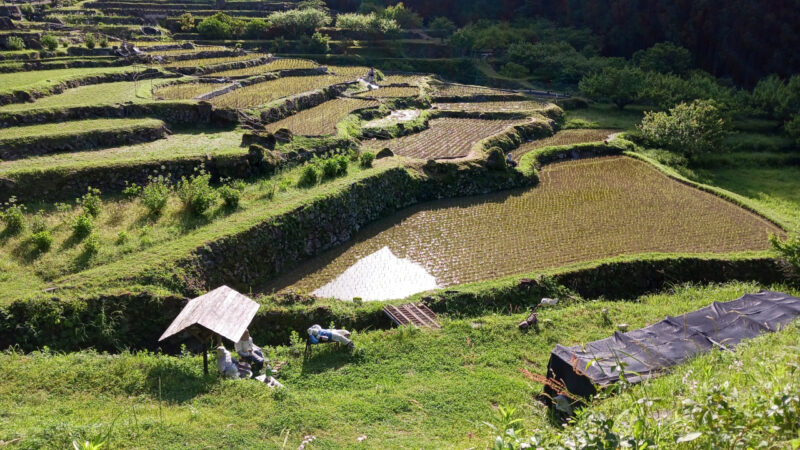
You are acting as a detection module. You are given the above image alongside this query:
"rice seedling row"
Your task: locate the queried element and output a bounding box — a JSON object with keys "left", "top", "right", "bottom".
{"left": 208, "top": 58, "right": 319, "bottom": 77}
{"left": 326, "top": 65, "right": 371, "bottom": 79}
{"left": 265, "top": 98, "right": 378, "bottom": 136}
{"left": 510, "top": 129, "right": 617, "bottom": 160}
{"left": 269, "top": 156, "right": 780, "bottom": 296}
{"left": 209, "top": 74, "right": 354, "bottom": 109}
{"left": 431, "top": 83, "right": 515, "bottom": 97}
{"left": 357, "top": 86, "right": 420, "bottom": 98}
{"left": 152, "top": 81, "right": 228, "bottom": 100}
{"left": 434, "top": 100, "right": 547, "bottom": 113}
{"left": 362, "top": 118, "right": 524, "bottom": 159}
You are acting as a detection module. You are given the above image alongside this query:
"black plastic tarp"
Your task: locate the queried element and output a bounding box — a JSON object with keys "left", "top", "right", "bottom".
{"left": 545, "top": 290, "right": 800, "bottom": 399}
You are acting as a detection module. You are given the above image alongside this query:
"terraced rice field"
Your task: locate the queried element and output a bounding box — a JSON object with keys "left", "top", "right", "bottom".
{"left": 165, "top": 54, "right": 264, "bottom": 68}
{"left": 358, "top": 86, "right": 420, "bottom": 98}
{"left": 0, "top": 80, "right": 171, "bottom": 111}
{"left": 327, "top": 65, "right": 371, "bottom": 78}
{"left": 435, "top": 100, "right": 546, "bottom": 112}
{"left": 432, "top": 83, "right": 516, "bottom": 98}
{"left": 209, "top": 74, "right": 354, "bottom": 108}
{"left": 362, "top": 118, "right": 525, "bottom": 159}
{"left": 208, "top": 58, "right": 319, "bottom": 77}
{"left": 267, "top": 156, "right": 780, "bottom": 299}
{"left": 152, "top": 81, "right": 227, "bottom": 100}
{"left": 146, "top": 46, "right": 227, "bottom": 56}
{"left": 379, "top": 74, "right": 424, "bottom": 85}
{"left": 510, "top": 129, "right": 617, "bottom": 160}
{"left": 265, "top": 98, "right": 377, "bottom": 136}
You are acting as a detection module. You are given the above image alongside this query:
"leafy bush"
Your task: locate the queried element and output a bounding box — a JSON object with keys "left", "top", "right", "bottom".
{"left": 499, "top": 62, "right": 529, "bottom": 79}
{"left": 78, "top": 187, "right": 102, "bottom": 217}
{"left": 141, "top": 176, "right": 170, "bottom": 215}
{"left": 579, "top": 66, "right": 645, "bottom": 109}
{"left": 1, "top": 199, "right": 25, "bottom": 236}
{"left": 317, "top": 155, "right": 348, "bottom": 179}
{"left": 786, "top": 114, "right": 800, "bottom": 146}
{"left": 267, "top": 8, "right": 331, "bottom": 38}
{"left": 197, "top": 13, "right": 244, "bottom": 39}
{"left": 218, "top": 185, "right": 242, "bottom": 209}
{"left": 122, "top": 182, "right": 142, "bottom": 199}
{"left": 632, "top": 41, "right": 692, "bottom": 75}
{"left": 84, "top": 34, "right": 95, "bottom": 49}
{"left": 83, "top": 234, "right": 100, "bottom": 255}
{"left": 179, "top": 12, "right": 195, "bottom": 32}
{"left": 429, "top": 17, "right": 456, "bottom": 37}
{"left": 176, "top": 171, "right": 218, "bottom": 215}
{"left": 31, "top": 230, "right": 53, "bottom": 253}
{"left": 359, "top": 151, "right": 375, "bottom": 168}
{"left": 769, "top": 234, "right": 800, "bottom": 272}
{"left": 335, "top": 13, "right": 399, "bottom": 35}
{"left": 245, "top": 18, "right": 269, "bottom": 39}
{"left": 298, "top": 31, "right": 329, "bottom": 53}
{"left": 99, "top": 36, "right": 108, "bottom": 48}
{"left": 382, "top": 2, "right": 422, "bottom": 29}
{"left": 638, "top": 99, "right": 728, "bottom": 157}
{"left": 41, "top": 34, "right": 58, "bottom": 51}
{"left": 297, "top": 163, "right": 321, "bottom": 187}
{"left": 72, "top": 214, "right": 94, "bottom": 239}
{"left": 5, "top": 36, "right": 25, "bottom": 51}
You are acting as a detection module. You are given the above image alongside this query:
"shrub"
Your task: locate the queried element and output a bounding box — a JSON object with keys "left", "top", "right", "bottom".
{"left": 245, "top": 18, "right": 269, "bottom": 38}
{"left": 382, "top": 2, "right": 422, "bottom": 29}
{"left": 297, "top": 163, "right": 321, "bottom": 187}
{"left": 266, "top": 8, "right": 331, "bottom": 38}
{"left": 116, "top": 230, "right": 129, "bottom": 245}
{"left": 297, "top": 31, "right": 329, "bottom": 54}
{"left": 179, "top": 12, "right": 195, "bottom": 32}
{"left": 197, "top": 15, "right": 233, "bottom": 39}
{"left": 122, "top": 182, "right": 142, "bottom": 199}
{"left": 176, "top": 171, "right": 218, "bottom": 215}
{"left": 2, "top": 200, "right": 25, "bottom": 236}
{"left": 41, "top": 34, "right": 58, "bottom": 51}
{"left": 579, "top": 66, "right": 645, "bottom": 110}
{"left": 5, "top": 36, "right": 25, "bottom": 51}
{"left": 218, "top": 185, "right": 241, "bottom": 209}
{"left": 359, "top": 151, "right": 375, "bottom": 168}
{"left": 84, "top": 34, "right": 95, "bottom": 49}
{"left": 499, "top": 62, "right": 530, "bottom": 79}
{"left": 99, "top": 36, "right": 108, "bottom": 48}
{"left": 318, "top": 157, "right": 340, "bottom": 179}
{"left": 638, "top": 99, "right": 728, "bottom": 157}
{"left": 141, "top": 176, "right": 170, "bottom": 215}
{"left": 770, "top": 234, "right": 800, "bottom": 272}
{"left": 72, "top": 213, "right": 94, "bottom": 239}
{"left": 335, "top": 13, "right": 399, "bottom": 34}
{"left": 30, "top": 212, "right": 47, "bottom": 234}
{"left": 78, "top": 187, "right": 102, "bottom": 217}
{"left": 83, "top": 234, "right": 100, "bottom": 255}
{"left": 31, "top": 230, "right": 53, "bottom": 253}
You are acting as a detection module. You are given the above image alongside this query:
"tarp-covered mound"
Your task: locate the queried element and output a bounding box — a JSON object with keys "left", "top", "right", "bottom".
{"left": 545, "top": 290, "right": 800, "bottom": 399}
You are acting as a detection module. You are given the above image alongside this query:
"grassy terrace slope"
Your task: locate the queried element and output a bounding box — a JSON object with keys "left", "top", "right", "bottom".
{"left": 0, "top": 66, "right": 135, "bottom": 95}
{"left": 1, "top": 282, "right": 797, "bottom": 448}
{"left": 270, "top": 156, "right": 780, "bottom": 294}
{"left": 0, "top": 80, "right": 176, "bottom": 111}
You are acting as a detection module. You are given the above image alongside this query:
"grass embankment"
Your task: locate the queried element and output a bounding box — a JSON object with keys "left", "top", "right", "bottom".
{"left": 0, "top": 157, "right": 404, "bottom": 304}
{"left": 0, "top": 66, "right": 138, "bottom": 96}
{"left": 0, "top": 118, "right": 165, "bottom": 142}
{"left": 0, "top": 79, "right": 178, "bottom": 111}
{"left": 0, "top": 282, "right": 797, "bottom": 448}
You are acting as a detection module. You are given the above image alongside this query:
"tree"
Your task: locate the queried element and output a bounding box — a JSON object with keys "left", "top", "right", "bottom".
{"left": 40, "top": 34, "right": 58, "bottom": 51}
{"left": 638, "top": 99, "right": 728, "bottom": 157}
{"left": 245, "top": 19, "right": 269, "bottom": 39}
{"left": 298, "top": 31, "right": 329, "bottom": 54}
{"left": 267, "top": 8, "right": 331, "bottom": 38}
{"left": 197, "top": 16, "right": 232, "bottom": 39}
{"left": 179, "top": 12, "right": 195, "bottom": 32}
{"left": 785, "top": 114, "right": 800, "bottom": 146}
{"left": 632, "top": 42, "right": 692, "bottom": 75}
{"left": 5, "top": 36, "right": 25, "bottom": 51}
{"left": 382, "top": 2, "right": 422, "bottom": 29}
{"left": 579, "top": 66, "right": 645, "bottom": 109}
{"left": 429, "top": 16, "right": 456, "bottom": 38}
{"left": 499, "top": 62, "right": 529, "bottom": 78}
{"left": 752, "top": 75, "right": 800, "bottom": 121}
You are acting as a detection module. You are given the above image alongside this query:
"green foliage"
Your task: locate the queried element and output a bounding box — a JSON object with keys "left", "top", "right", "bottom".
{"left": 141, "top": 176, "right": 170, "bottom": 216}
{"left": 31, "top": 230, "right": 54, "bottom": 253}
{"left": 752, "top": 75, "right": 800, "bottom": 121}
{"left": 78, "top": 187, "right": 102, "bottom": 218}
{"left": 197, "top": 13, "right": 244, "bottom": 39}
{"left": 41, "top": 34, "right": 59, "bottom": 52}
{"left": 632, "top": 41, "right": 692, "bottom": 75}
{"left": 429, "top": 17, "right": 456, "bottom": 36}
{"left": 579, "top": 66, "right": 645, "bottom": 109}
{"left": 176, "top": 171, "right": 217, "bottom": 216}
{"left": 83, "top": 233, "right": 100, "bottom": 256}
{"left": 72, "top": 214, "right": 94, "bottom": 240}
{"left": 5, "top": 36, "right": 25, "bottom": 51}
{"left": 382, "top": 2, "right": 422, "bottom": 29}
{"left": 297, "top": 163, "right": 321, "bottom": 187}
{"left": 179, "top": 12, "right": 195, "bottom": 32}
{"left": 267, "top": 8, "right": 331, "bottom": 38}
{"left": 638, "top": 70, "right": 739, "bottom": 111}
{"left": 498, "top": 62, "right": 529, "bottom": 79}
{"left": 218, "top": 180, "right": 244, "bottom": 209}
{"left": 1, "top": 200, "right": 26, "bottom": 236}
{"left": 769, "top": 234, "right": 800, "bottom": 271}
{"left": 84, "top": 34, "right": 95, "bottom": 49}
{"left": 122, "top": 182, "right": 141, "bottom": 199}
{"left": 335, "top": 13, "right": 400, "bottom": 34}
{"left": 359, "top": 151, "right": 375, "bottom": 168}
{"left": 297, "top": 31, "right": 330, "bottom": 54}
{"left": 99, "top": 36, "right": 108, "bottom": 48}
{"left": 245, "top": 18, "right": 269, "bottom": 39}
{"left": 638, "top": 99, "right": 728, "bottom": 157}
{"left": 786, "top": 114, "right": 800, "bottom": 145}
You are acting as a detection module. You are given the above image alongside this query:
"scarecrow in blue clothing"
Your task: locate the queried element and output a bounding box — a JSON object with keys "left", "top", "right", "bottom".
{"left": 307, "top": 324, "right": 355, "bottom": 351}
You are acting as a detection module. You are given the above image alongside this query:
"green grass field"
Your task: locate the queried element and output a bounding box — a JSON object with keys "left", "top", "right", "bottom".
{"left": 0, "top": 118, "right": 164, "bottom": 141}
{"left": 0, "top": 79, "right": 178, "bottom": 111}
{"left": 0, "top": 66, "right": 137, "bottom": 95}
{"left": 0, "top": 282, "right": 796, "bottom": 449}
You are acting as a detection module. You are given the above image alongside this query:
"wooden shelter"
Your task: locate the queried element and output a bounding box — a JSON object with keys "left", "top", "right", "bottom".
{"left": 159, "top": 285, "right": 260, "bottom": 374}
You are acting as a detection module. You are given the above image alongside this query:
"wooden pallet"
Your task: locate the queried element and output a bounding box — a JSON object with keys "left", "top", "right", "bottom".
{"left": 384, "top": 303, "right": 441, "bottom": 328}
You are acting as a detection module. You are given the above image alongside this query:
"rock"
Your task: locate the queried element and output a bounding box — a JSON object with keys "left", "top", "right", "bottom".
{"left": 140, "top": 26, "right": 161, "bottom": 36}
{"left": 241, "top": 132, "right": 276, "bottom": 149}
{"left": 273, "top": 128, "right": 293, "bottom": 143}
{"left": 375, "top": 148, "right": 394, "bottom": 159}
{"left": 181, "top": 42, "right": 195, "bottom": 49}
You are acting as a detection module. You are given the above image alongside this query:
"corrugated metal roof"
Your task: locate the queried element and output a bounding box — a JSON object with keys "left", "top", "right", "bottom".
{"left": 158, "top": 285, "right": 260, "bottom": 343}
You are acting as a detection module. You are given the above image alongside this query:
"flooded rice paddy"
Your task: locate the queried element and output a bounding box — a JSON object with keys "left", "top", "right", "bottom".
{"left": 263, "top": 156, "right": 780, "bottom": 300}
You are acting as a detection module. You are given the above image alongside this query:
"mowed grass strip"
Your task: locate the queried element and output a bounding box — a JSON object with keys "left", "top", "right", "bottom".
{"left": 362, "top": 117, "right": 525, "bottom": 159}
{"left": 265, "top": 98, "right": 378, "bottom": 136}
{"left": 0, "top": 282, "right": 796, "bottom": 448}
{"left": 0, "top": 129, "right": 244, "bottom": 174}
{"left": 510, "top": 128, "right": 616, "bottom": 160}
{"left": 209, "top": 58, "right": 319, "bottom": 77}
{"left": 209, "top": 74, "right": 355, "bottom": 109}
{"left": 0, "top": 66, "right": 137, "bottom": 95}
{"left": 0, "top": 118, "right": 165, "bottom": 142}
{"left": 278, "top": 156, "right": 780, "bottom": 293}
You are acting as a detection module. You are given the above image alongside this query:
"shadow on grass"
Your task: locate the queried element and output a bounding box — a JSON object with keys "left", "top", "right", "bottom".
{"left": 144, "top": 363, "right": 218, "bottom": 404}
{"left": 300, "top": 344, "right": 362, "bottom": 375}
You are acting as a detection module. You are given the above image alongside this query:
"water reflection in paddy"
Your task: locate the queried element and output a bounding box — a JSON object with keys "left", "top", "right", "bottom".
{"left": 261, "top": 156, "right": 780, "bottom": 301}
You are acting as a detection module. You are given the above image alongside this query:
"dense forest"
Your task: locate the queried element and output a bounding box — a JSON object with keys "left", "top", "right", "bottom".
{"left": 328, "top": 0, "right": 800, "bottom": 86}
